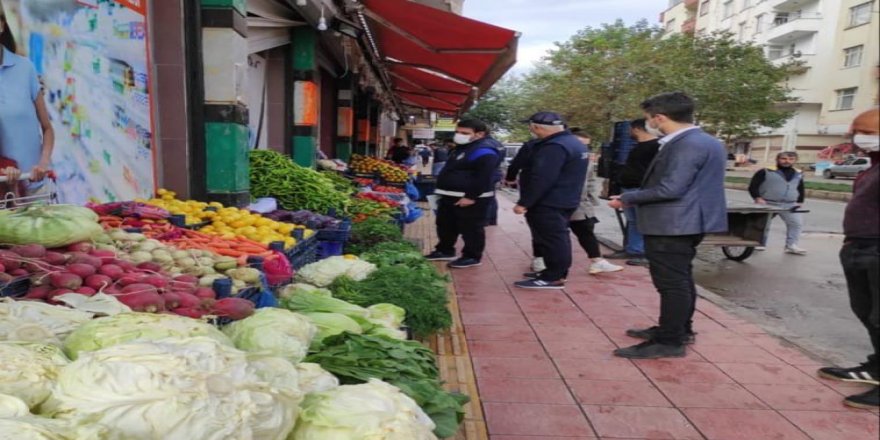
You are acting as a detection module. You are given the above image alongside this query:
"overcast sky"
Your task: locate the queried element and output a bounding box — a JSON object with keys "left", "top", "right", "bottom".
{"left": 463, "top": 0, "right": 670, "bottom": 74}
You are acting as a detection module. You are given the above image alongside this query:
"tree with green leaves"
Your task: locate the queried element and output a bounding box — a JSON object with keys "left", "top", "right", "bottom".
{"left": 467, "top": 20, "right": 798, "bottom": 144}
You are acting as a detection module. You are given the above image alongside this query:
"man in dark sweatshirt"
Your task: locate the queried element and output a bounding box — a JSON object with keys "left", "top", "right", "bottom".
{"left": 425, "top": 119, "right": 503, "bottom": 269}
{"left": 817, "top": 107, "right": 879, "bottom": 409}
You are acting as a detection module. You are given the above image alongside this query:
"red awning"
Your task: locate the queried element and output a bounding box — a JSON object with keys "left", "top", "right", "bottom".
{"left": 359, "top": 0, "right": 518, "bottom": 115}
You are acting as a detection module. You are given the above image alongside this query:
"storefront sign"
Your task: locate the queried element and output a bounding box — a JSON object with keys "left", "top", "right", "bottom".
{"left": 434, "top": 117, "right": 456, "bottom": 132}
{"left": 2, "top": 0, "right": 156, "bottom": 204}
{"left": 411, "top": 128, "right": 435, "bottom": 139}
{"left": 293, "top": 81, "right": 318, "bottom": 126}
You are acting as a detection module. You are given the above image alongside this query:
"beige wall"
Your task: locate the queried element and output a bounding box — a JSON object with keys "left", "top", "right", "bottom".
{"left": 662, "top": 0, "right": 697, "bottom": 36}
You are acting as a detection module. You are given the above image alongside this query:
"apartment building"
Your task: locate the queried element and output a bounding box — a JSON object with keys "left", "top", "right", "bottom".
{"left": 661, "top": 0, "right": 879, "bottom": 164}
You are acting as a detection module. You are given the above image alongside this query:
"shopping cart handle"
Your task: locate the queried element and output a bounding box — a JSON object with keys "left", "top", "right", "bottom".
{"left": 0, "top": 170, "right": 56, "bottom": 183}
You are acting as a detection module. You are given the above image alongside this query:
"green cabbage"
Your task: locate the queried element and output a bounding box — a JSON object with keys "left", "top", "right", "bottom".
{"left": 223, "top": 308, "right": 317, "bottom": 364}
{"left": 0, "top": 342, "right": 69, "bottom": 409}
{"left": 278, "top": 283, "right": 332, "bottom": 299}
{"left": 281, "top": 289, "right": 370, "bottom": 318}
{"left": 41, "top": 337, "right": 303, "bottom": 440}
{"left": 0, "top": 299, "right": 94, "bottom": 345}
{"left": 367, "top": 326, "right": 408, "bottom": 340}
{"left": 368, "top": 303, "right": 406, "bottom": 329}
{"left": 295, "top": 363, "right": 339, "bottom": 394}
{"left": 62, "top": 312, "right": 232, "bottom": 359}
{"left": 301, "top": 312, "right": 363, "bottom": 349}
{"left": 295, "top": 257, "right": 376, "bottom": 287}
{"left": 0, "top": 205, "right": 102, "bottom": 248}
{"left": 290, "top": 379, "right": 436, "bottom": 440}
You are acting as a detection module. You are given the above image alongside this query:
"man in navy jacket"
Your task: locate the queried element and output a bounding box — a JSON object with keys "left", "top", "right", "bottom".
{"left": 425, "top": 119, "right": 503, "bottom": 269}
{"left": 513, "top": 112, "right": 588, "bottom": 289}
{"left": 609, "top": 92, "right": 727, "bottom": 359}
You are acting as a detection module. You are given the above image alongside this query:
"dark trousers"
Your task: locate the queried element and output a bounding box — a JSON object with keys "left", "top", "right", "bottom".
{"left": 840, "top": 240, "right": 880, "bottom": 371}
{"left": 570, "top": 218, "right": 601, "bottom": 259}
{"left": 526, "top": 206, "right": 576, "bottom": 281}
{"left": 487, "top": 197, "right": 499, "bottom": 226}
{"left": 644, "top": 234, "right": 704, "bottom": 345}
{"left": 435, "top": 196, "right": 490, "bottom": 260}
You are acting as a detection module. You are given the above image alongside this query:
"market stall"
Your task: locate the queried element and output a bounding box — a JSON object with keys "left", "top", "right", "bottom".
{"left": 0, "top": 156, "right": 463, "bottom": 439}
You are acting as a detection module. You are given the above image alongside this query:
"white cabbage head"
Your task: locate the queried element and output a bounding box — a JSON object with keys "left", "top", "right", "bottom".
{"left": 0, "top": 342, "right": 68, "bottom": 409}
{"left": 41, "top": 337, "right": 304, "bottom": 440}
{"left": 294, "top": 363, "right": 339, "bottom": 394}
{"left": 223, "top": 308, "right": 317, "bottom": 363}
{"left": 0, "top": 299, "right": 94, "bottom": 345}
{"left": 290, "top": 379, "right": 437, "bottom": 440}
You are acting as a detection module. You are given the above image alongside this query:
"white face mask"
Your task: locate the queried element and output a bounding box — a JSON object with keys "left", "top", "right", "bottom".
{"left": 645, "top": 119, "right": 664, "bottom": 138}
{"left": 453, "top": 133, "right": 473, "bottom": 145}
{"left": 853, "top": 134, "right": 880, "bottom": 152}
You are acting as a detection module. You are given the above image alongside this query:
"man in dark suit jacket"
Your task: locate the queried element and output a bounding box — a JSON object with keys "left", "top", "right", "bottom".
{"left": 608, "top": 92, "right": 727, "bottom": 359}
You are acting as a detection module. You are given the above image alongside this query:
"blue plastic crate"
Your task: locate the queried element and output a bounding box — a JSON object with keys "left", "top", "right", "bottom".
{"left": 317, "top": 241, "right": 345, "bottom": 259}
{"left": 286, "top": 234, "right": 319, "bottom": 270}
{"left": 315, "top": 220, "right": 351, "bottom": 242}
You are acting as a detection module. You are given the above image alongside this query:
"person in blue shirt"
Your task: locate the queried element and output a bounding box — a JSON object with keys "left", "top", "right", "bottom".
{"left": 0, "top": 14, "right": 54, "bottom": 192}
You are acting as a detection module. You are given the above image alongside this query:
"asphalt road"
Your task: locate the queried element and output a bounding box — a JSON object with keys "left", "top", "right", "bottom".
{"left": 587, "top": 189, "right": 870, "bottom": 366}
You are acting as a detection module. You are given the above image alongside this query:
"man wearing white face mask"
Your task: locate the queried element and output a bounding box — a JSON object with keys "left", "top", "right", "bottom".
{"left": 817, "top": 107, "right": 880, "bottom": 409}
{"left": 425, "top": 119, "right": 504, "bottom": 269}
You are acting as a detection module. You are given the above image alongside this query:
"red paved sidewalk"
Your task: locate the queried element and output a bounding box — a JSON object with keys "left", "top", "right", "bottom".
{"left": 453, "top": 197, "right": 879, "bottom": 440}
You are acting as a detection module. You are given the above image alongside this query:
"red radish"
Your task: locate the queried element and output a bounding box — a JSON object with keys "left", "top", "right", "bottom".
{"left": 142, "top": 275, "right": 169, "bottom": 289}
{"left": 162, "top": 291, "right": 182, "bottom": 309}
{"left": 98, "top": 264, "right": 125, "bottom": 280}
{"left": 67, "top": 253, "right": 102, "bottom": 268}
{"left": 89, "top": 249, "right": 117, "bottom": 263}
{"left": 117, "top": 273, "right": 147, "bottom": 287}
{"left": 103, "top": 287, "right": 122, "bottom": 295}
{"left": 66, "top": 242, "right": 93, "bottom": 253}
{"left": 193, "top": 287, "right": 216, "bottom": 300}
{"left": 115, "top": 260, "right": 137, "bottom": 272}
{"left": 116, "top": 291, "right": 165, "bottom": 313}
{"left": 210, "top": 298, "right": 255, "bottom": 320}
{"left": 67, "top": 263, "right": 97, "bottom": 278}
{"left": 121, "top": 283, "right": 159, "bottom": 295}
{"left": 84, "top": 274, "right": 113, "bottom": 291}
{"left": 23, "top": 285, "right": 51, "bottom": 300}
{"left": 136, "top": 262, "right": 163, "bottom": 273}
{"left": 175, "top": 292, "right": 202, "bottom": 309}
{"left": 172, "top": 307, "right": 205, "bottom": 319}
{"left": 23, "top": 262, "right": 48, "bottom": 274}
{"left": 172, "top": 274, "right": 199, "bottom": 285}
{"left": 75, "top": 287, "right": 97, "bottom": 296}
{"left": 10, "top": 244, "right": 46, "bottom": 258}
{"left": 9, "top": 269, "right": 29, "bottom": 277}
{"left": 0, "top": 251, "right": 22, "bottom": 270}
{"left": 198, "top": 298, "right": 216, "bottom": 311}
{"left": 0, "top": 262, "right": 5, "bottom": 273}
{"left": 50, "top": 273, "right": 83, "bottom": 290}
{"left": 43, "top": 252, "right": 69, "bottom": 266}
{"left": 0, "top": 273, "right": 12, "bottom": 283}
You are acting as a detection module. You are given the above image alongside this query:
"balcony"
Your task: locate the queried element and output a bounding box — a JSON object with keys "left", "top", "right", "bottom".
{"left": 684, "top": 0, "right": 699, "bottom": 10}
{"left": 770, "top": 0, "right": 819, "bottom": 12}
{"left": 766, "top": 12, "right": 822, "bottom": 43}
{"left": 682, "top": 17, "right": 697, "bottom": 34}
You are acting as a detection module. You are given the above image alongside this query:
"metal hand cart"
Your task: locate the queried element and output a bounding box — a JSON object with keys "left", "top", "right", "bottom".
{"left": 0, "top": 171, "right": 58, "bottom": 210}
{"left": 614, "top": 201, "right": 809, "bottom": 262}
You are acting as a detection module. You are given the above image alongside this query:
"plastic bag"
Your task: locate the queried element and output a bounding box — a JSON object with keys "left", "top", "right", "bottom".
{"left": 263, "top": 251, "right": 293, "bottom": 286}
{"left": 405, "top": 181, "right": 420, "bottom": 201}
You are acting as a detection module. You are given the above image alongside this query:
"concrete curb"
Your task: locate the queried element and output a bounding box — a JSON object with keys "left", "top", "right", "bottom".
{"left": 725, "top": 182, "right": 852, "bottom": 202}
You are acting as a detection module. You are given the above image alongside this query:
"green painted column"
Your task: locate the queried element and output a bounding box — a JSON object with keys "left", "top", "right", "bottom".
{"left": 291, "top": 27, "right": 318, "bottom": 167}
{"left": 201, "top": 0, "right": 250, "bottom": 206}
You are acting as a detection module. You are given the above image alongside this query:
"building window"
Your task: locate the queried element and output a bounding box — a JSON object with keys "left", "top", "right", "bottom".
{"left": 773, "top": 12, "right": 790, "bottom": 26}
{"left": 742, "top": 0, "right": 751, "bottom": 10}
{"left": 835, "top": 88, "right": 857, "bottom": 110}
{"left": 755, "top": 14, "right": 765, "bottom": 33}
{"left": 666, "top": 18, "right": 677, "bottom": 32}
{"left": 738, "top": 22, "right": 747, "bottom": 39}
{"left": 723, "top": 0, "right": 734, "bottom": 18}
{"left": 849, "top": 2, "right": 873, "bottom": 27}
{"left": 843, "top": 45, "right": 864, "bottom": 68}
{"left": 767, "top": 45, "right": 784, "bottom": 60}
{"left": 700, "top": 0, "right": 710, "bottom": 16}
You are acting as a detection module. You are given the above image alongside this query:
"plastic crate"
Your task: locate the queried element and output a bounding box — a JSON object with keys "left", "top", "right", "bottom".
{"left": 317, "top": 241, "right": 345, "bottom": 259}
{"left": 315, "top": 220, "right": 351, "bottom": 242}
{"left": 0, "top": 276, "right": 30, "bottom": 298}
{"left": 286, "top": 234, "right": 319, "bottom": 270}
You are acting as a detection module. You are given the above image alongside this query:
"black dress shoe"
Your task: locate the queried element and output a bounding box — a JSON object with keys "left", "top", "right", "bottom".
{"left": 626, "top": 326, "right": 696, "bottom": 345}
{"left": 614, "top": 340, "right": 686, "bottom": 359}
{"left": 818, "top": 364, "right": 879, "bottom": 385}
{"left": 844, "top": 386, "right": 879, "bottom": 409}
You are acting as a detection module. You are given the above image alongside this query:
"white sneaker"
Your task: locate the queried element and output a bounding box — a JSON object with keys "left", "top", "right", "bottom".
{"left": 531, "top": 257, "right": 546, "bottom": 272}
{"left": 754, "top": 246, "right": 766, "bottom": 251}
{"left": 785, "top": 245, "right": 807, "bottom": 255}
{"left": 589, "top": 259, "right": 624, "bottom": 274}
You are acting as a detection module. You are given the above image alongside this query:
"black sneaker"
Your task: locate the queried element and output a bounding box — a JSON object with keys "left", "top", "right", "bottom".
{"left": 614, "top": 340, "right": 686, "bottom": 359}
{"left": 626, "top": 326, "right": 696, "bottom": 345}
{"left": 425, "top": 251, "right": 457, "bottom": 261}
{"left": 817, "top": 364, "right": 879, "bottom": 385}
{"left": 513, "top": 279, "right": 565, "bottom": 290}
{"left": 448, "top": 258, "right": 482, "bottom": 269}
{"left": 604, "top": 250, "right": 635, "bottom": 259}
{"left": 626, "top": 258, "right": 650, "bottom": 267}
{"left": 844, "top": 386, "right": 880, "bottom": 409}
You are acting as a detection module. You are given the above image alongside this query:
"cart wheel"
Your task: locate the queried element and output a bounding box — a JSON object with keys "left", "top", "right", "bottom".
{"left": 722, "top": 246, "right": 755, "bottom": 262}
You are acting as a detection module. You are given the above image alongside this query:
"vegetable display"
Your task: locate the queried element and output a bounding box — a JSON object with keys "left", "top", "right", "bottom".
{"left": 41, "top": 337, "right": 304, "bottom": 440}
{"left": 290, "top": 379, "right": 437, "bottom": 440}
{"left": 0, "top": 205, "right": 103, "bottom": 248}
{"left": 0, "top": 342, "right": 68, "bottom": 409}
{"left": 293, "top": 256, "right": 376, "bottom": 287}
{"left": 345, "top": 218, "right": 407, "bottom": 255}
{"left": 295, "top": 363, "right": 339, "bottom": 394}
{"left": 222, "top": 308, "right": 316, "bottom": 364}
{"left": 349, "top": 155, "right": 410, "bottom": 183}
{"left": 250, "top": 150, "right": 349, "bottom": 213}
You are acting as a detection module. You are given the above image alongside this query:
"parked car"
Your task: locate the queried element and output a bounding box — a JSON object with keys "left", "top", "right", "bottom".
{"left": 824, "top": 156, "right": 872, "bottom": 179}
